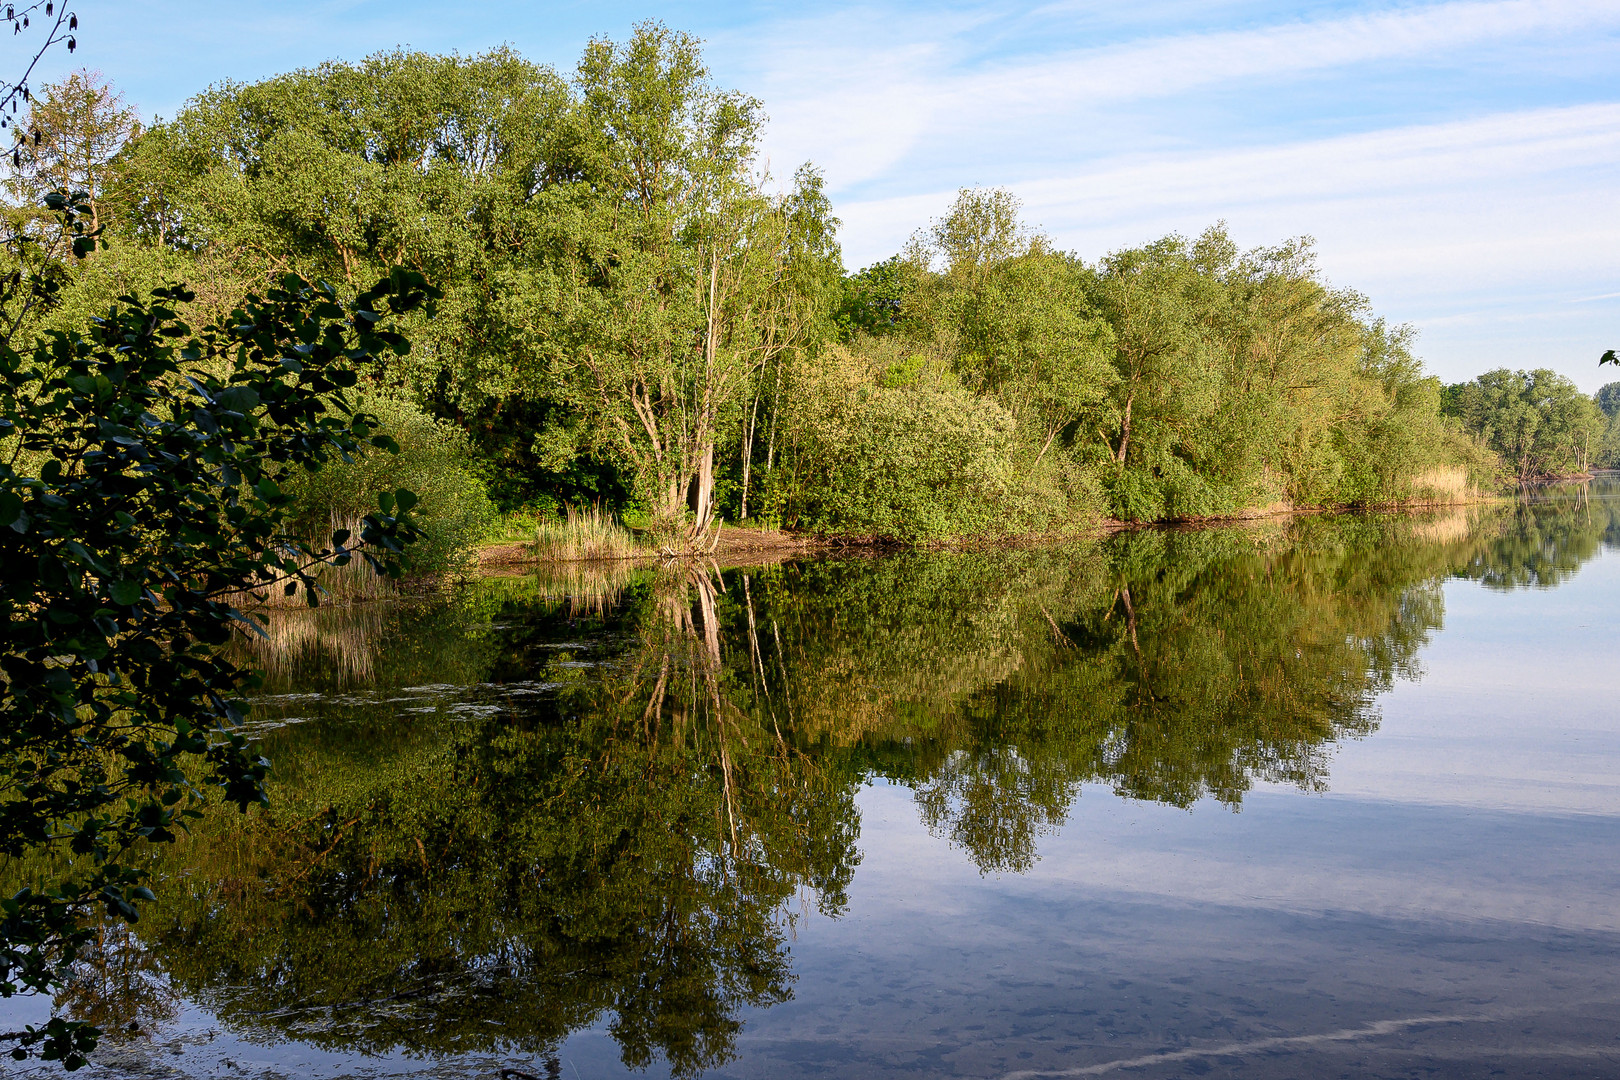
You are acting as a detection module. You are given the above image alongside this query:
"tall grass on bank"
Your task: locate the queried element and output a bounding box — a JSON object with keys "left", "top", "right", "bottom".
{"left": 1405, "top": 466, "right": 1480, "bottom": 506}
{"left": 534, "top": 506, "right": 642, "bottom": 562}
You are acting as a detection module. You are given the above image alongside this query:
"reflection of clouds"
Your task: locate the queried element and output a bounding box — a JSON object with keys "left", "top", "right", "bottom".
{"left": 848, "top": 544, "right": 1620, "bottom": 935}
{"left": 858, "top": 782, "right": 1620, "bottom": 935}
{"left": 1325, "top": 554, "right": 1620, "bottom": 817}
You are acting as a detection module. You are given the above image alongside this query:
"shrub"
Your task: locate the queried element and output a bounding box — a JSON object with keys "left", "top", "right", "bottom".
{"left": 784, "top": 344, "right": 1089, "bottom": 541}
{"left": 282, "top": 388, "right": 496, "bottom": 577}
{"left": 1103, "top": 467, "right": 1165, "bottom": 522}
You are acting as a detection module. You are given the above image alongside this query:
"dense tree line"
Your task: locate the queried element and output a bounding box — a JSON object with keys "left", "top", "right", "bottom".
{"left": 0, "top": 26, "right": 1543, "bottom": 552}
{"left": 1440, "top": 369, "right": 1606, "bottom": 481}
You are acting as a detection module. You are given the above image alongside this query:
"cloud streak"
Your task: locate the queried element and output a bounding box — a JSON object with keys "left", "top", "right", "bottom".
{"left": 978, "top": 0, "right": 1620, "bottom": 107}
{"left": 743, "top": 0, "right": 1620, "bottom": 194}
{"left": 833, "top": 103, "right": 1620, "bottom": 384}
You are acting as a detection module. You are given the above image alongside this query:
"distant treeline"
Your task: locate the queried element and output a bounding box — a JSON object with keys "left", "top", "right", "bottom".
{"left": 3, "top": 24, "right": 1604, "bottom": 557}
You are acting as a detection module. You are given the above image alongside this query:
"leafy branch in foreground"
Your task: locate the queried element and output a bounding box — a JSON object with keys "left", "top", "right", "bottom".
{"left": 0, "top": 264, "right": 437, "bottom": 1067}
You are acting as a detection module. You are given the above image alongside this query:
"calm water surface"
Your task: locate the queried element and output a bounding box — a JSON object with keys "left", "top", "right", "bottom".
{"left": 6, "top": 485, "right": 1620, "bottom": 1079}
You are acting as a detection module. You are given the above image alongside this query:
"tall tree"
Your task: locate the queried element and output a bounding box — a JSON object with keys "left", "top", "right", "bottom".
{"left": 543, "top": 24, "right": 838, "bottom": 543}
{"left": 8, "top": 69, "right": 137, "bottom": 232}
{"left": 909, "top": 189, "right": 1115, "bottom": 464}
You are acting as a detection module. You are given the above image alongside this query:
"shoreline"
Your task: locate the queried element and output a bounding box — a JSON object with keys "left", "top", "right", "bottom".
{"left": 476, "top": 492, "right": 1513, "bottom": 571}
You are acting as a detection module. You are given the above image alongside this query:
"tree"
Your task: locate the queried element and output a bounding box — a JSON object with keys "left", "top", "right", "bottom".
{"left": 1444, "top": 368, "right": 1604, "bottom": 481}
{"left": 114, "top": 31, "right": 840, "bottom": 529}
{"left": 1594, "top": 381, "right": 1620, "bottom": 419}
{"left": 544, "top": 24, "right": 837, "bottom": 543}
{"left": 8, "top": 70, "right": 137, "bottom": 233}
{"left": 914, "top": 189, "right": 1115, "bottom": 465}
{"left": 1084, "top": 234, "right": 1215, "bottom": 473}
{"left": 0, "top": 263, "right": 433, "bottom": 1067}
{"left": 834, "top": 255, "right": 913, "bottom": 340}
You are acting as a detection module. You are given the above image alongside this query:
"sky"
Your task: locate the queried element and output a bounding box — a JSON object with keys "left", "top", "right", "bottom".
{"left": 28, "top": 0, "right": 1620, "bottom": 389}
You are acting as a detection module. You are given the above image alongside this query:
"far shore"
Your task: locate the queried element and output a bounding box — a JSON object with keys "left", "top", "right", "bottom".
{"left": 475, "top": 490, "right": 1518, "bottom": 572}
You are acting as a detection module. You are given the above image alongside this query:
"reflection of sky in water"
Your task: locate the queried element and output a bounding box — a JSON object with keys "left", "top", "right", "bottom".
{"left": 9, "top": 498, "right": 1620, "bottom": 1079}
{"left": 1328, "top": 547, "right": 1620, "bottom": 817}
{"left": 684, "top": 537, "right": 1620, "bottom": 1079}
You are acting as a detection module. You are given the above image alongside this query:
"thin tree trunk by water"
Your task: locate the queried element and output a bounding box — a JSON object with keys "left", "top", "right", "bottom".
{"left": 740, "top": 388, "right": 760, "bottom": 519}
{"left": 1115, "top": 389, "right": 1136, "bottom": 465}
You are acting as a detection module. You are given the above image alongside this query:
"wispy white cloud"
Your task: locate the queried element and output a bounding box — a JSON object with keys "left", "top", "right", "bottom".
{"left": 977, "top": 0, "right": 1620, "bottom": 107}
{"left": 739, "top": 0, "right": 1620, "bottom": 194}
{"left": 839, "top": 103, "right": 1620, "bottom": 272}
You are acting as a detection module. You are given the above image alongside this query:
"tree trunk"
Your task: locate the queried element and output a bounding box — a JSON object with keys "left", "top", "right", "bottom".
{"left": 1115, "top": 389, "right": 1136, "bottom": 465}
{"left": 740, "top": 388, "right": 759, "bottom": 519}
{"left": 1035, "top": 424, "right": 1060, "bottom": 466}
{"left": 691, "top": 441, "right": 716, "bottom": 537}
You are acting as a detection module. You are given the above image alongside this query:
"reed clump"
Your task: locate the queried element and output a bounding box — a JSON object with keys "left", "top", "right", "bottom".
{"left": 533, "top": 506, "right": 642, "bottom": 562}
{"left": 1406, "top": 466, "right": 1480, "bottom": 506}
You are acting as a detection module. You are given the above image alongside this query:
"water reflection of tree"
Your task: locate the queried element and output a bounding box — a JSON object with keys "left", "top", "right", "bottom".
{"left": 1450, "top": 483, "right": 1620, "bottom": 589}
{"left": 50, "top": 922, "right": 180, "bottom": 1044}
{"left": 136, "top": 565, "right": 859, "bottom": 1078}
{"left": 64, "top": 496, "right": 1620, "bottom": 1070}
{"left": 743, "top": 518, "right": 1468, "bottom": 872}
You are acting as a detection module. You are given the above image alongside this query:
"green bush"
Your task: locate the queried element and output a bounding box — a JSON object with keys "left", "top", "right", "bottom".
{"left": 1104, "top": 467, "right": 1165, "bottom": 522}
{"left": 283, "top": 388, "right": 497, "bottom": 575}
{"left": 1159, "top": 458, "right": 1225, "bottom": 519}
{"left": 782, "top": 345, "right": 1099, "bottom": 541}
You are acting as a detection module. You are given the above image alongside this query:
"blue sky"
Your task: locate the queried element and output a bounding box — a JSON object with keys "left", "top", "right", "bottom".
{"left": 35, "top": 0, "right": 1620, "bottom": 388}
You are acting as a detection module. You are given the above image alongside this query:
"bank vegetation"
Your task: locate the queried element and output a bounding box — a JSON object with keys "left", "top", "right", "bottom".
{"left": 8, "top": 24, "right": 1597, "bottom": 573}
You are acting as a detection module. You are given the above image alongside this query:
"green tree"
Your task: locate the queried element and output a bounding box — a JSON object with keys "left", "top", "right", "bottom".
{"left": 834, "top": 255, "right": 914, "bottom": 340}
{"left": 0, "top": 265, "right": 431, "bottom": 1066}
{"left": 917, "top": 189, "right": 1116, "bottom": 465}
{"left": 541, "top": 25, "right": 838, "bottom": 543}
{"left": 109, "top": 47, "right": 581, "bottom": 502}
{"left": 7, "top": 70, "right": 137, "bottom": 234}
{"left": 1594, "top": 381, "right": 1620, "bottom": 418}
{"left": 1444, "top": 368, "right": 1604, "bottom": 481}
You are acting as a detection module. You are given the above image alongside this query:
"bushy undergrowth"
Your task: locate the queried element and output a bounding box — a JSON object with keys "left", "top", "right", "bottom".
{"left": 281, "top": 388, "right": 497, "bottom": 577}
{"left": 780, "top": 345, "right": 1106, "bottom": 541}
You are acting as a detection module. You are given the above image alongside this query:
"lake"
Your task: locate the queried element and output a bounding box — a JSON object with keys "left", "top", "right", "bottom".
{"left": 5, "top": 485, "right": 1620, "bottom": 1079}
